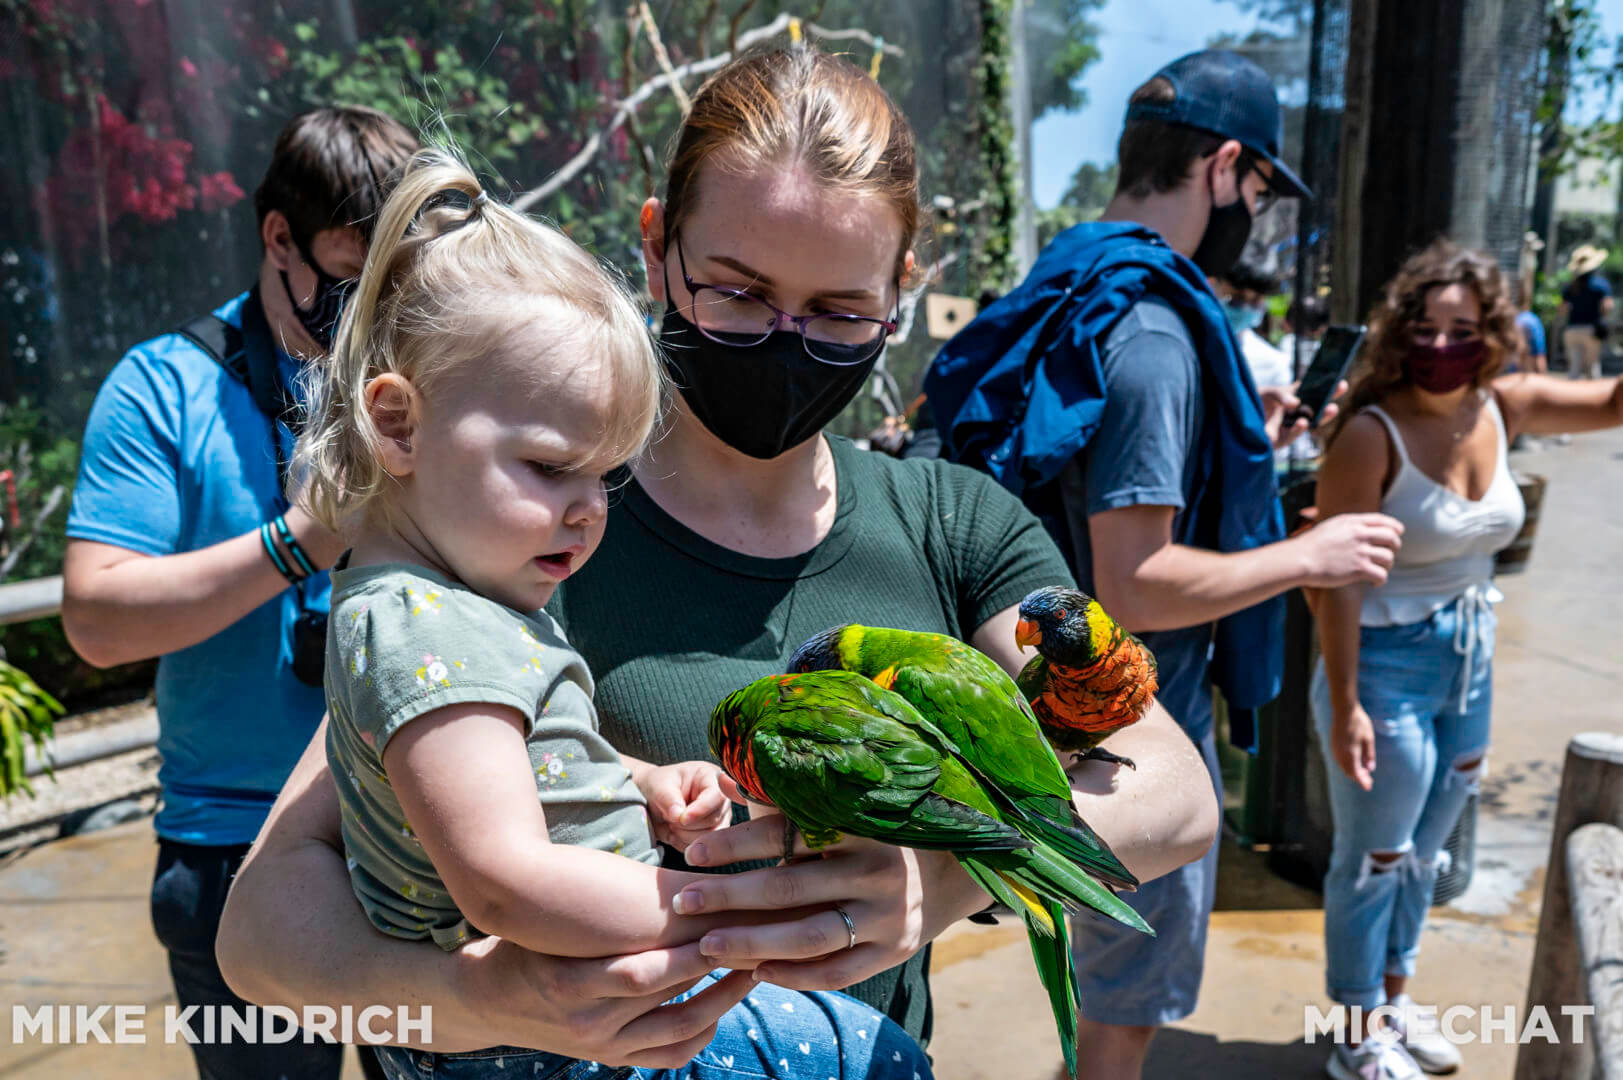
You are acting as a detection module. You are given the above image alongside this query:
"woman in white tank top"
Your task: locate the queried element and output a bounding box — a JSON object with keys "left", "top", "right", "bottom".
{"left": 1306, "top": 242, "right": 1623, "bottom": 1080}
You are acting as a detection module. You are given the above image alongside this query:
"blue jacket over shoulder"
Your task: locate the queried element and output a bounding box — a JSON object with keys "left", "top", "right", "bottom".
{"left": 925, "top": 222, "right": 1285, "bottom": 733}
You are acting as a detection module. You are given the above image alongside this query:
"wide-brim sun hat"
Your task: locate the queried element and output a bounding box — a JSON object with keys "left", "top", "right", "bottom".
{"left": 1567, "top": 244, "right": 1608, "bottom": 275}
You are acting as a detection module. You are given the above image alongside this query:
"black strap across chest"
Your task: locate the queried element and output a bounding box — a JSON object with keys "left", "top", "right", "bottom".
{"left": 173, "top": 286, "right": 298, "bottom": 493}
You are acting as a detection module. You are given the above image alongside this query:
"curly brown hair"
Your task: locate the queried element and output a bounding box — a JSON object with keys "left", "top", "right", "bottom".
{"left": 1327, "top": 240, "right": 1524, "bottom": 446}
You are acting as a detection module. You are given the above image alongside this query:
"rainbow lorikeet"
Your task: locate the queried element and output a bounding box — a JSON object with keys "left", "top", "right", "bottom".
{"left": 710, "top": 670, "right": 1153, "bottom": 1079}
{"left": 784, "top": 623, "right": 1151, "bottom": 1077}
{"left": 1015, "top": 586, "right": 1159, "bottom": 770}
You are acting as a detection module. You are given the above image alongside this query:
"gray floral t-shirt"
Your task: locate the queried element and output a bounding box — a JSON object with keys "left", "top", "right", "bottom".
{"left": 325, "top": 562, "right": 658, "bottom": 951}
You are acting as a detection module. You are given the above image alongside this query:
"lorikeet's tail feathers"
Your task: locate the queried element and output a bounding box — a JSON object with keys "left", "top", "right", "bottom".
{"left": 1026, "top": 901, "right": 1080, "bottom": 1079}
{"left": 957, "top": 859, "right": 1056, "bottom": 936}
{"left": 1004, "top": 793, "right": 1139, "bottom": 893}
{"left": 1009, "top": 844, "right": 1155, "bottom": 936}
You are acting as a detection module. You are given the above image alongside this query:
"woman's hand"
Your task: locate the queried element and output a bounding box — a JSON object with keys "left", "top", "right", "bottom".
{"left": 672, "top": 812, "right": 990, "bottom": 991}
{"left": 635, "top": 760, "right": 744, "bottom": 852}
{"left": 444, "top": 937, "right": 755, "bottom": 1065}
{"left": 1331, "top": 704, "right": 1377, "bottom": 791}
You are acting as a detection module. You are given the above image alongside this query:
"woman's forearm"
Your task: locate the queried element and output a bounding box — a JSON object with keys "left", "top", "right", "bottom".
{"left": 216, "top": 729, "right": 494, "bottom": 1048}
{"left": 1066, "top": 699, "right": 1219, "bottom": 883}
{"left": 1315, "top": 584, "right": 1364, "bottom": 718}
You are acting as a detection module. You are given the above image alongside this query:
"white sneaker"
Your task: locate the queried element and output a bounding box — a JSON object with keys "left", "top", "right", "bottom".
{"left": 1326, "top": 1037, "right": 1424, "bottom": 1080}
{"left": 1389, "top": 994, "right": 1462, "bottom": 1074}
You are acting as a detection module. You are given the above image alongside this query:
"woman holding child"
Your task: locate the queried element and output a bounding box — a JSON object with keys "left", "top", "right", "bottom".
{"left": 216, "top": 41, "right": 1219, "bottom": 1074}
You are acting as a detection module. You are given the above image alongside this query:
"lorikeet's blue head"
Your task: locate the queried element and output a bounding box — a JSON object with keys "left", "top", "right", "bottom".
{"left": 1016, "top": 586, "right": 1124, "bottom": 668}
{"left": 787, "top": 624, "right": 854, "bottom": 674}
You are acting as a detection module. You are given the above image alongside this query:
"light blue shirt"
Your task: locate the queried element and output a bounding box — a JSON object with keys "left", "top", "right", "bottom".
{"left": 66, "top": 291, "right": 330, "bottom": 845}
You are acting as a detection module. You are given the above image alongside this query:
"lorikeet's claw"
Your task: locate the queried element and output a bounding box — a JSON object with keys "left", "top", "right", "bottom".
{"left": 1073, "top": 746, "right": 1137, "bottom": 771}
{"left": 782, "top": 816, "right": 799, "bottom": 864}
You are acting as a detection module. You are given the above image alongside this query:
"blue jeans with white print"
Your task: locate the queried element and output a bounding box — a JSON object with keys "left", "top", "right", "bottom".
{"left": 371, "top": 972, "right": 933, "bottom": 1080}
{"left": 1309, "top": 597, "right": 1495, "bottom": 1011}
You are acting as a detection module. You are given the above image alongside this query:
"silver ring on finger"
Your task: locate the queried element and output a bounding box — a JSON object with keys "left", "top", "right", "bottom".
{"left": 833, "top": 905, "right": 857, "bottom": 951}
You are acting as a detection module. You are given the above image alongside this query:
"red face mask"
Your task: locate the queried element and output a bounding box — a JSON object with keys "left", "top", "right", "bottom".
{"left": 1403, "top": 338, "right": 1486, "bottom": 393}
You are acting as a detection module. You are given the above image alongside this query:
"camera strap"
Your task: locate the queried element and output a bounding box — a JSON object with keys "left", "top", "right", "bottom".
{"left": 175, "top": 287, "right": 314, "bottom": 614}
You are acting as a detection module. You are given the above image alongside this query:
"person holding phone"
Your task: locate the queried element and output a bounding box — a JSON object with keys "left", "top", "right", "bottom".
{"left": 1310, "top": 240, "right": 1623, "bottom": 1079}
{"left": 927, "top": 49, "right": 1406, "bottom": 1079}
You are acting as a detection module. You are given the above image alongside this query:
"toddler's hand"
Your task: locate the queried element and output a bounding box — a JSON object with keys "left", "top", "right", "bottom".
{"left": 638, "top": 761, "right": 744, "bottom": 852}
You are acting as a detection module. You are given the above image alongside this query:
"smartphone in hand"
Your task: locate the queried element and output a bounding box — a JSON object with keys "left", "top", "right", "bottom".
{"left": 1289, "top": 324, "right": 1366, "bottom": 427}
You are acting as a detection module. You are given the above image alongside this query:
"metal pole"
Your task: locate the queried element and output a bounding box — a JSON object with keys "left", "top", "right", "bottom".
{"left": 1294, "top": 0, "right": 1330, "bottom": 380}
{"left": 1008, "top": 0, "right": 1038, "bottom": 275}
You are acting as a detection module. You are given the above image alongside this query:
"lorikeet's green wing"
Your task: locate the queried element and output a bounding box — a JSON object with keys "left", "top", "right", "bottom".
{"left": 883, "top": 664, "right": 1138, "bottom": 892}
{"left": 863, "top": 631, "right": 1082, "bottom": 806}
{"left": 745, "top": 674, "right": 1033, "bottom": 855}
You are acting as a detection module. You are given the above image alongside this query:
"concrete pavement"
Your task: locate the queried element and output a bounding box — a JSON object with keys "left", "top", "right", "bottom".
{"left": 2, "top": 424, "right": 1619, "bottom": 1080}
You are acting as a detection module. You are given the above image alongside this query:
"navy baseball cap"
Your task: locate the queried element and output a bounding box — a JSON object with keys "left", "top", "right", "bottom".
{"left": 1124, "top": 49, "right": 1311, "bottom": 200}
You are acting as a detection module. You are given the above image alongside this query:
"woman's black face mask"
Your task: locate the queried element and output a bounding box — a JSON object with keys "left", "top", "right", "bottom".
{"left": 658, "top": 304, "right": 881, "bottom": 459}
{"left": 657, "top": 249, "right": 888, "bottom": 460}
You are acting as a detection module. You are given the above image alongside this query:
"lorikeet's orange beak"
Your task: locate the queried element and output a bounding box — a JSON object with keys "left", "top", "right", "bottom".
{"left": 1015, "top": 618, "right": 1043, "bottom": 650}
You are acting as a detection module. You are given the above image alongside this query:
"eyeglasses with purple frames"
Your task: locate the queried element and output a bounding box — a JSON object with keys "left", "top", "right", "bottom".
{"left": 672, "top": 234, "right": 899, "bottom": 366}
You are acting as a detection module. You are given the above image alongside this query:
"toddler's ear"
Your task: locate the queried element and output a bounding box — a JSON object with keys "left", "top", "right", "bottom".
{"left": 366, "top": 374, "right": 420, "bottom": 477}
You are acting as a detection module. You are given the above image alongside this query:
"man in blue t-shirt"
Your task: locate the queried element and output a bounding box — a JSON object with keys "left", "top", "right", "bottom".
{"left": 1048, "top": 54, "right": 1404, "bottom": 1079}
{"left": 1560, "top": 244, "right": 1612, "bottom": 379}
{"left": 63, "top": 106, "right": 417, "bottom": 1080}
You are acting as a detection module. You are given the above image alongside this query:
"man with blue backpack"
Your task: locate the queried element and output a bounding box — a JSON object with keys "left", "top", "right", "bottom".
{"left": 928, "top": 51, "right": 1405, "bottom": 1079}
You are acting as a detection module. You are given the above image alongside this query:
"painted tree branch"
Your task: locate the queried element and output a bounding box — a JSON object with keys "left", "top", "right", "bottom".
{"left": 0, "top": 485, "right": 64, "bottom": 582}
{"left": 637, "top": 2, "right": 691, "bottom": 114}
{"left": 512, "top": 13, "right": 904, "bottom": 213}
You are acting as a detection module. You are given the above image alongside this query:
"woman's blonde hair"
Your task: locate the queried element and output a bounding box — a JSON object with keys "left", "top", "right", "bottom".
{"left": 1326, "top": 240, "right": 1522, "bottom": 447}
{"left": 294, "top": 147, "right": 665, "bottom": 532}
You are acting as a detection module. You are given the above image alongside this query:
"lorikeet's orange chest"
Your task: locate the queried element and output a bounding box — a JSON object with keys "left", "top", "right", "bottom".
{"left": 1037, "top": 644, "right": 1158, "bottom": 737}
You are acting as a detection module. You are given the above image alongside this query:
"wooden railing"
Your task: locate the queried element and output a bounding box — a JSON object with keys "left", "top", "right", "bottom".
{"left": 1516, "top": 732, "right": 1623, "bottom": 1080}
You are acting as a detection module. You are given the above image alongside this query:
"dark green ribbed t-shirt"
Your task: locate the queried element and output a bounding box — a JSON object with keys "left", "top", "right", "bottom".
{"left": 547, "top": 434, "right": 1072, "bottom": 1044}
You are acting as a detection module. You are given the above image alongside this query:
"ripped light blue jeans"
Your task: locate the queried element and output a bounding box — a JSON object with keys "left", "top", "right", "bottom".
{"left": 1310, "top": 597, "right": 1495, "bottom": 1010}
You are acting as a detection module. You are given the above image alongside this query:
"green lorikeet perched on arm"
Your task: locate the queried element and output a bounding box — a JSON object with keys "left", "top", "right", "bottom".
{"left": 709, "top": 670, "right": 1153, "bottom": 1080}
{"left": 1015, "top": 586, "right": 1159, "bottom": 770}
{"left": 782, "top": 624, "right": 1152, "bottom": 1077}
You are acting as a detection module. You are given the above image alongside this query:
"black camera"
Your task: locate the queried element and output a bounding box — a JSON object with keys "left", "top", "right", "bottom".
{"left": 292, "top": 610, "right": 328, "bottom": 688}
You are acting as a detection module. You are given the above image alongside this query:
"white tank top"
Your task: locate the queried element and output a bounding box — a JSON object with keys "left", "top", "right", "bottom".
{"left": 1360, "top": 394, "right": 1524, "bottom": 630}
